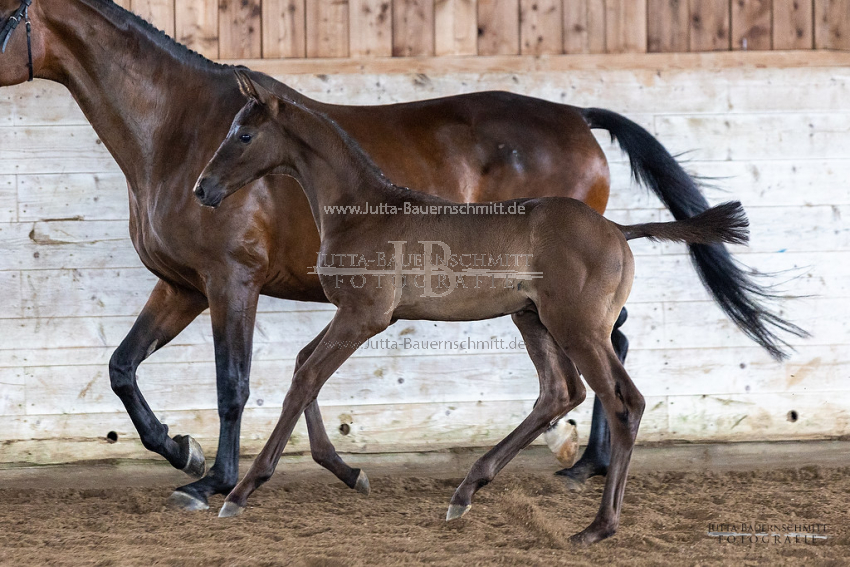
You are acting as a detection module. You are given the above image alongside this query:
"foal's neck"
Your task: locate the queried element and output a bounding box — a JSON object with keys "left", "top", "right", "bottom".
{"left": 283, "top": 105, "right": 403, "bottom": 238}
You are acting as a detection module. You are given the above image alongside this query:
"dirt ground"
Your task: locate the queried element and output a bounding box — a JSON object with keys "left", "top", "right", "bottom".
{"left": 1, "top": 443, "right": 848, "bottom": 566}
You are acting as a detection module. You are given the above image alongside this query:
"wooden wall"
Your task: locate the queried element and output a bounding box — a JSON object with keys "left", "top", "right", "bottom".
{"left": 0, "top": 52, "right": 848, "bottom": 464}
{"left": 112, "top": 0, "right": 850, "bottom": 59}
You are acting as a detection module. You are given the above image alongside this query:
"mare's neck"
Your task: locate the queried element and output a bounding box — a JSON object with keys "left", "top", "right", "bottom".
{"left": 39, "top": 1, "right": 255, "bottom": 191}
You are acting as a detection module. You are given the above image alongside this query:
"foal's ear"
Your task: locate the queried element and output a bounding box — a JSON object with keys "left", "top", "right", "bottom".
{"left": 249, "top": 79, "right": 282, "bottom": 115}
{"left": 235, "top": 70, "right": 260, "bottom": 102}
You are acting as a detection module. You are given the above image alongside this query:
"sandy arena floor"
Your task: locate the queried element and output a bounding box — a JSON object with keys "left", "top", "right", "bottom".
{"left": 1, "top": 442, "right": 847, "bottom": 566}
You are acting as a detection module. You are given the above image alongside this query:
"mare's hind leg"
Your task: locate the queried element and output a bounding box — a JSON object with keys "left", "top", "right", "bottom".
{"left": 447, "top": 310, "right": 586, "bottom": 520}
{"left": 556, "top": 307, "right": 628, "bottom": 486}
{"left": 110, "top": 280, "right": 209, "bottom": 477}
{"left": 219, "top": 307, "right": 389, "bottom": 517}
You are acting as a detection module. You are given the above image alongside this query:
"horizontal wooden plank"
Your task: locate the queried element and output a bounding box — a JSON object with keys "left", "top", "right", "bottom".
{"left": 0, "top": 221, "right": 139, "bottom": 271}
{"left": 0, "top": 367, "right": 25, "bottom": 416}
{"left": 0, "top": 395, "right": 671, "bottom": 461}
{"left": 0, "top": 126, "right": 119, "bottom": 175}
{"left": 663, "top": 297, "right": 849, "bottom": 351}
{"left": 16, "top": 341, "right": 849, "bottom": 419}
{"left": 17, "top": 173, "right": 129, "bottom": 222}
{"left": 667, "top": 391, "right": 850, "bottom": 441}
{"left": 0, "top": 271, "right": 22, "bottom": 319}
{"left": 654, "top": 113, "right": 850, "bottom": 161}
{"left": 0, "top": 176, "right": 15, "bottom": 222}
{"left": 4, "top": 79, "right": 88, "bottom": 127}
{"left": 234, "top": 51, "right": 850, "bottom": 75}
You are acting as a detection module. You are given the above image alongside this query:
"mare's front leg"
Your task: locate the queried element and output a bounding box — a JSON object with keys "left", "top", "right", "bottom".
{"left": 447, "top": 310, "right": 586, "bottom": 520}
{"left": 555, "top": 306, "right": 629, "bottom": 486}
{"left": 219, "top": 307, "right": 388, "bottom": 517}
{"left": 168, "top": 281, "right": 260, "bottom": 511}
{"left": 110, "top": 280, "right": 209, "bottom": 476}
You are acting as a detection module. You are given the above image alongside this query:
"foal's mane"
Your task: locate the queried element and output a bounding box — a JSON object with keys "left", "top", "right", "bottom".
{"left": 282, "top": 96, "right": 397, "bottom": 191}
{"left": 81, "top": 0, "right": 231, "bottom": 71}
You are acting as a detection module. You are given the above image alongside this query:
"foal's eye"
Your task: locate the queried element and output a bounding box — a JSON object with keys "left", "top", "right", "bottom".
{"left": 239, "top": 134, "right": 252, "bottom": 144}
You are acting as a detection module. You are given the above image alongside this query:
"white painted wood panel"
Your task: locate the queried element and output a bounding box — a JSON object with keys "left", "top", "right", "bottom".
{"left": 0, "top": 61, "right": 848, "bottom": 464}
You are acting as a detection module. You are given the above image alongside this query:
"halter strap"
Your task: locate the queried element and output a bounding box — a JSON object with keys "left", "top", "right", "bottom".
{"left": 0, "top": 0, "right": 34, "bottom": 82}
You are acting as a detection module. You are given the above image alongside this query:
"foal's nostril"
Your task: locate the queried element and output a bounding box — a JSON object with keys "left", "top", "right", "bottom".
{"left": 194, "top": 184, "right": 206, "bottom": 200}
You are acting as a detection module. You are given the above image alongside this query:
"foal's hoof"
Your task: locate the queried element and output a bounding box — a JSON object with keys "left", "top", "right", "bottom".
{"left": 174, "top": 435, "right": 206, "bottom": 478}
{"left": 446, "top": 504, "right": 471, "bottom": 522}
{"left": 219, "top": 501, "right": 245, "bottom": 518}
{"left": 562, "top": 477, "right": 585, "bottom": 493}
{"left": 354, "top": 470, "right": 371, "bottom": 496}
{"left": 166, "top": 490, "right": 210, "bottom": 512}
{"left": 569, "top": 524, "right": 616, "bottom": 546}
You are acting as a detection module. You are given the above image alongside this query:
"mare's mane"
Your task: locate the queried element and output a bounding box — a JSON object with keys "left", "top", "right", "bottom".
{"left": 82, "top": 0, "right": 231, "bottom": 71}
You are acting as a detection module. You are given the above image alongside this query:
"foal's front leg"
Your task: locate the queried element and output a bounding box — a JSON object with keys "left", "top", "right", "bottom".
{"left": 219, "top": 308, "right": 388, "bottom": 517}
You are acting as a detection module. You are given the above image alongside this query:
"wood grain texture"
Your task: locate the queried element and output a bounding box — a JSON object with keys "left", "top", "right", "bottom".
{"left": 393, "top": 0, "right": 435, "bottom": 56}
{"left": 218, "top": 0, "right": 262, "bottom": 58}
{"left": 350, "top": 0, "right": 393, "bottom": 56}
{"left": 690, "top": 0, "right": 731, "bottom": 51}
{"left": 605, "top": 0, "right": 648, "bottom": 53}
{"left": 773, "top": 0, "right": 813, "bottom": 50}
{"left": 175, "top": 0, "right": 219, "bottom": 58}
{"left": 477, "top": 0, "right": 520, "bottom": 55}
{"left": 435, "top": 0, "right": 478, "bottom": 56}
{"left": 130, "top": 0, "right": 174, "bottom": 36}
{"left": 519, "top": 0, "right": 562, "bottom": 55}
{"left": 306, "top": 0, "right": 350, "bottom": 58}
{"left": 731, "top": 0, "right": 773, "bottom": 50}
{"left": 263, "top": 0, "right": 307, "bottom": 58}
{"left": 815, "top": 0, "right": 850, "bottom": 49}
{"left": 648, "top": 0, "right": 690, "bottom": 52}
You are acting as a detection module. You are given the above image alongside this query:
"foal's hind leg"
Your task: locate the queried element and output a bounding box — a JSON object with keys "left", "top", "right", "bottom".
{"left": 447, "top": 310, "right": 586, "bottom": 520}
{"left": 556, "top": 307, "right": 628, "bottom": 487}
{"left": 554, "top": 338, "right": 645, "bottom": 545}
{"left": 219, "top": 307, "right": 388, "bottom": 517}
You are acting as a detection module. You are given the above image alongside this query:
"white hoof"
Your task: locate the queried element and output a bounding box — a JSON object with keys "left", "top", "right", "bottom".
{"left": 446, "top": 504, "right": 471, "bottom": 522}
{"left": 218, "top": 501, "right": 245, "bottom": 518}
{"left": 354, "top": 470, "right": 371, "bottom": 496}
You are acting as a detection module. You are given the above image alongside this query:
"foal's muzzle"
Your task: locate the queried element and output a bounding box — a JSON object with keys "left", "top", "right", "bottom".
{"left": 193, "top": 179, "right": 224, "bottom": 209}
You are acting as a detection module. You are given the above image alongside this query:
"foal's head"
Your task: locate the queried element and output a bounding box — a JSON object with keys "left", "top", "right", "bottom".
{"left": 194, "top": 70, "right": 291, "bottom": 208}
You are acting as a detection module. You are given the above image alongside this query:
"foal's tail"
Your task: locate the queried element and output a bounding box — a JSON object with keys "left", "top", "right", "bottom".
{"left": 581, "top": 107, "right": 809, "bottom": 360}
{"left": 618, "top": 201, "right": 749, "bottom": 246}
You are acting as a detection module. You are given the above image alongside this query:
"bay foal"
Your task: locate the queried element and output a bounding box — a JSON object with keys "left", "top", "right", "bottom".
{"left": 194, "top": 74, "right": 749, "bottom": 544}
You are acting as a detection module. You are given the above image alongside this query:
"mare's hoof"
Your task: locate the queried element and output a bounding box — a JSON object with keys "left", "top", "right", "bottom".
{"left": 166, "top": 490, "right": 210, "bottom": 512}
{"left": 445, "top": 504, "right": 471, "bottom": 522}
{"left": 354, "top": 470, "right": 371, "bottom": 496}
{"left": 175, "top": 435, "right": 206, "bottom": 478}
{"left": 219, "top": 501, "right": 245, "bottom": 518}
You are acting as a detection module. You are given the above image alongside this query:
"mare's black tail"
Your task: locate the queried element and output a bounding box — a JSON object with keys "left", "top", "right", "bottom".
{"left": 581, "top": 107, "right": 808, "bottom": 360}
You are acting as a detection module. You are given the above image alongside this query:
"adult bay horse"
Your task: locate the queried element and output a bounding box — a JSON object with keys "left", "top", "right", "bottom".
{"left": 0, "top": 0, "right": 804, "bottom": 510}
{"left": 193, "top": 77, "right": 750, "bottom": 543}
